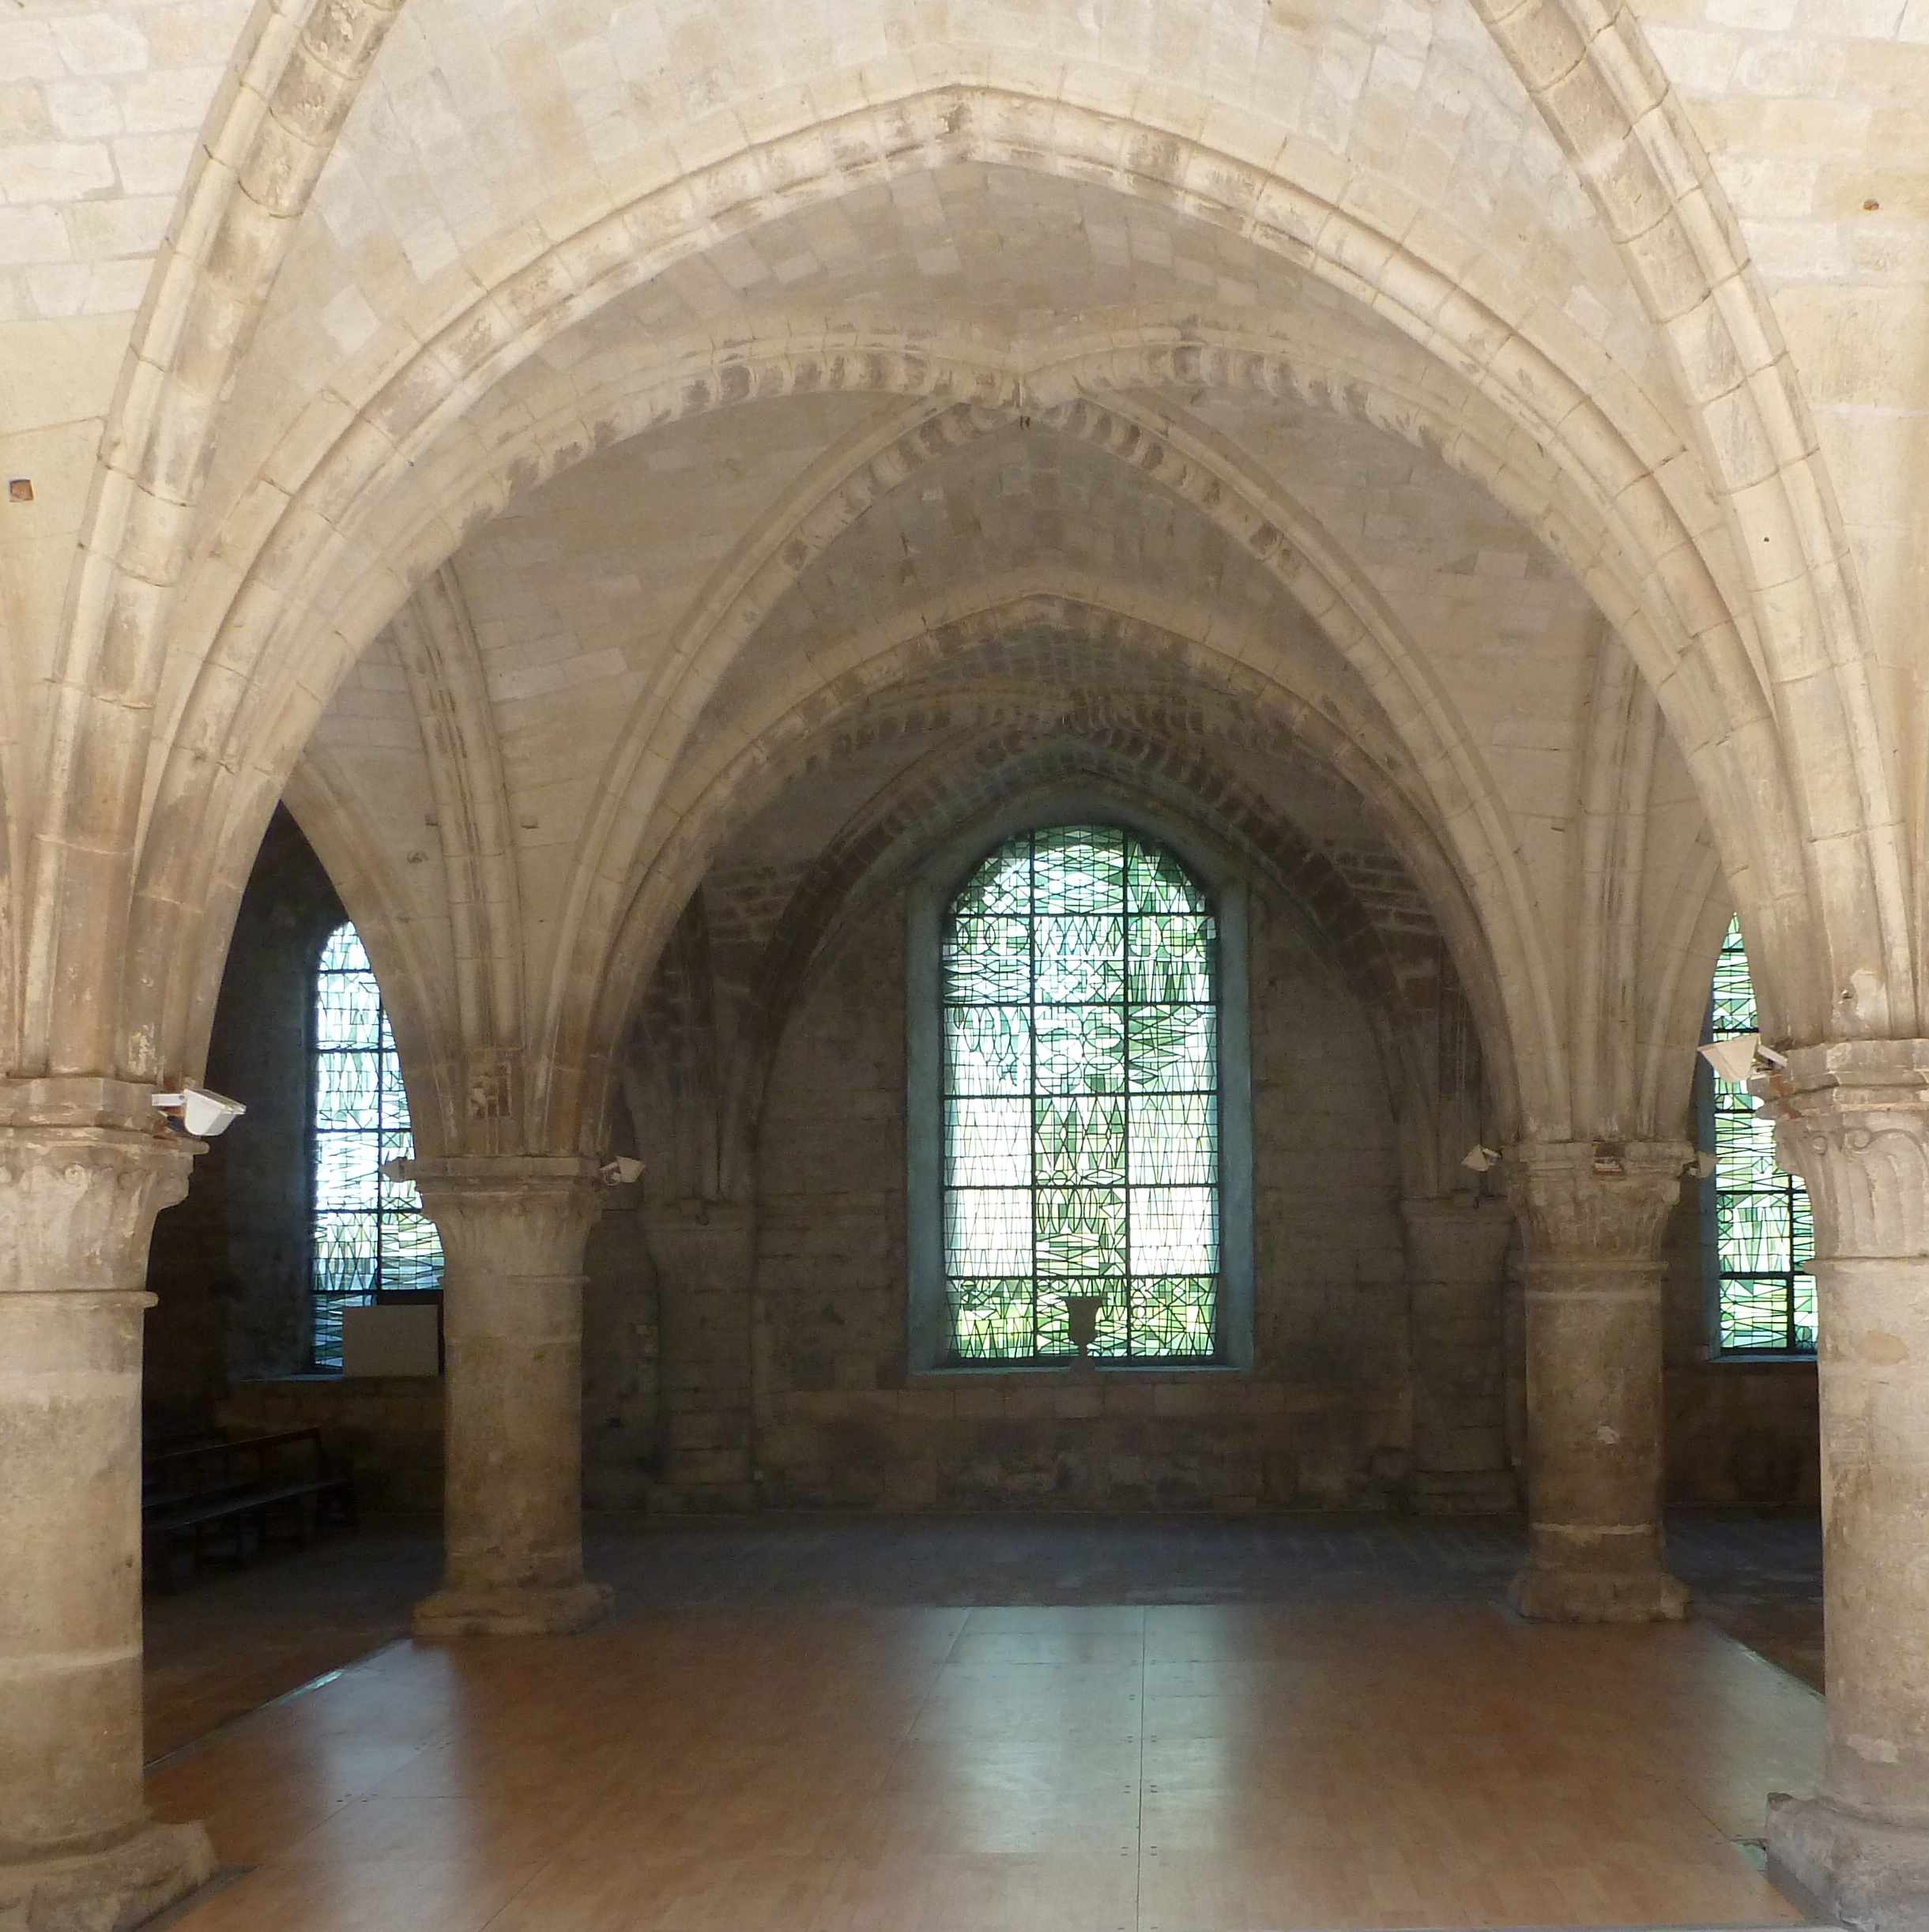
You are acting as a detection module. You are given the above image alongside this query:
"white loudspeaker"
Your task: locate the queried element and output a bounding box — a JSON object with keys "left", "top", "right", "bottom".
{"left": 1699, "top": 1035, "right": 1762, "bottom": 1084}
{"left": 151, "top": 1083, "right": 248, "bottom": 1137}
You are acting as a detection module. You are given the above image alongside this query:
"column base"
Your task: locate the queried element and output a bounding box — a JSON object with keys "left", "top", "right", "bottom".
{"left": 0, "top": 1818, "right": 216, "bottom": 1932}
{"left": 1509, "top": 1561, "right": 1689, "bottom": 1623}
{"left": 1768, "top": 1793, "right": 1929, "bottom": 1932}
{"left": 413, "top": 1579, "right": 612, "bottom": 1639}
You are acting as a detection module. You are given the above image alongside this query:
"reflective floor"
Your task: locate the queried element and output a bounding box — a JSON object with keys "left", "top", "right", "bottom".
{"left": 145, "top": 1518, "right": 1823, "bottom": 1931}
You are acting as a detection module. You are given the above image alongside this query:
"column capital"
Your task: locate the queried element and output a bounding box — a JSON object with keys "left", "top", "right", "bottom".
{"left": 396, "top": 1155, "right": 605, "bottom": 1267}
{"left": 1503, "top": 1139, "right": 1692, "bottom": 1260}
{"left": 0, "top": 1113, "right": 199, "bottom": 1300}
{"left": 1755, "top": 1040, "right": 1929, "bottom": 1261}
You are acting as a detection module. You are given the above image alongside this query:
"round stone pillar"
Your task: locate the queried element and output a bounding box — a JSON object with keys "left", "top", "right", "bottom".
{"left": 1760, "top": 1043, "right": 1929, "bottom": 1930}
{"left": 1505, "top": 1139, "right": 1690, "bottom": 1622}
{"left": 0, "top": 1079, "right": 216, "bottom": 1930}
{"left": 1400, "top": 1198, "right": 1518, "bottom": 1513}
{"left": 407, "top": 1156, "right": 612, "bottom": 1638}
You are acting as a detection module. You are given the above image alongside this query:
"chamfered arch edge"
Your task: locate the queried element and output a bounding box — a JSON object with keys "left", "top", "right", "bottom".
{"left": 116, "top": 71, "right": 1856, "bottom": 1105}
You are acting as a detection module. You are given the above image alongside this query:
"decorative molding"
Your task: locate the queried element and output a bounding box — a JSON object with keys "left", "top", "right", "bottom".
{"left": 1757, "top": 1041, "right": 1929, "bottom": 1262}
{"left": 0, "top": 1079, "right": 198, "bottom": 1298}
{"left": 1505, "top": 1139, "right": 1690, "bottom": 1263}
{"left": 396, "top": 1154, "right": 604, "bottom": 1277}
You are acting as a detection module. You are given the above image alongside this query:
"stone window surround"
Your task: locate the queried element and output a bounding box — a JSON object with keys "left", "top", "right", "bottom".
{"left": 904, "top": 785, "right": 1256, "bottom": 1377}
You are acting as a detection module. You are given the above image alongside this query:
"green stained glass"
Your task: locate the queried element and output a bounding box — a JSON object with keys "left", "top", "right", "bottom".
{"left": 941, "top": 824, "right": 1220, "bottom": 1361}
{"left": 948, "top": 1279, "right": 1036, "bottom": 1358}
{"left": 1036, "top": 1097, "right": 1125, "bottom": 1185}
{"left": 1127, "top": 844, "right": 1200, "bottom": 916}
{"left": 1706, "top": 917, "right": 1813, "bottom": 1354}
{"left": 945, "top": 1005, "right": 1031, "bottom": 1094}
{"left": 947, "top": 1098, "right": 1030, "bottom": 1186}
{"left": 311, "top": 923, "right": 443, "bottom": 1369}
{"left": 944, "top": 918, "right": 1030, "bottom": 1003}
{"left": 1035, "top": 1186, "right": 1128, "bottom": 1273}
{"left": 1128, "top": 916, "right": 1215, "bottom": 1004}
{"left": 1035, "top": 1007, "right": 1125, "bottom": 1093}
{"left": 1128, "top": 1005, "right": 1217, "bottom": 1091}
{"left": 1131, "top": 1094, "right": 1218, "bottom": 1184}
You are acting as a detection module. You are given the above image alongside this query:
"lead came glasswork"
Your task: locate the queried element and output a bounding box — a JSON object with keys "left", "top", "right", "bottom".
{"left": 1708, "top": 918, "right": 1814, "bottom": 1352}
{"left": 311, "top": 924, "right": 444, "bottom": 1368}
{"left": 942, "top": 824, "right": 1220, "bottom": 1360}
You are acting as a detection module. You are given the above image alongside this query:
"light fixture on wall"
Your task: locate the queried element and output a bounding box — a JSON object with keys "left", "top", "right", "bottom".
{"left": 150, "top": 1083, "right": 248, "bottom": 1138}
{"left": 1698, "top": 1034, "right": 1788, "bottom": 1083}
{"left": 1461, "top": 1144, "right": 1501, "bottom": 1173}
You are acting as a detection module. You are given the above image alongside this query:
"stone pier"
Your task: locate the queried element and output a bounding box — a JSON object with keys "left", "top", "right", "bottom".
{"left": 1761, "top": 1044, "right": 1929, "bottom": 1931}
{"left": 406, "top": 1156, "right": 612, "bottom": 1638}
{"left": 0, "top": 1079, "right": 216, "bottom": 1930}
{"left": 1506, "top": 1139, "right": 1690, "bottom": 1623}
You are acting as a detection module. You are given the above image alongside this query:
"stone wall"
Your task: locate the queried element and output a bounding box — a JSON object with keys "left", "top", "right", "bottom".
{"left": 615, "top": 879, "right": 1415, "bottom": 1515}
{"left": 153, "top": 804, "right": 1820, "bottom": 1515}
{"left": 217, "top": 1376, "right": 443, "bottom": 1514}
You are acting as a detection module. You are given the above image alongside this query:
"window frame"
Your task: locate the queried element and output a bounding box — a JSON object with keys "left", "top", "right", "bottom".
{"left": 1697, "top": 916, "right": 1816, "bottom": 1361}
{"left": 307, "top": 921, "right": 443, "bottom": 1372}
{"left": 906, "top": 795, "right": 1255, "bottom": 1374}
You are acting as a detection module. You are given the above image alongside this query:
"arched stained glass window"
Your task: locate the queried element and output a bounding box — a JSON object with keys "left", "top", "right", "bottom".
{"left": 1706, "top": 917, "right": 1814, "bottom": 1353}
{"left": 311, "top": 924, "right": 442, "bottom": 1369}
{"left": 941, "top": 824, "right": 1221, "bottom": 1361}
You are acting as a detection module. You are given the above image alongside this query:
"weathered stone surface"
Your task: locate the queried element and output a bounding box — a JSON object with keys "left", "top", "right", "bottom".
{"left": 0, "top": 1819, "right": 215, "bottom": 1932}
{"left": 402, "top": 1157, "right": 611, "bottom": 1639}
{"left": 0, "top": 1083, "right": 213, "bottom": 1928}
{"left": 1505, "top": 1140, "right": 1691, "bottom": 1624}
{"left": 1758, "top": 1045, "right": 1929, "bottom": 1930}
{"left": 10, "top": 0, "right": 1929, "bottom": 1914}
{"left": 1401, "top": 1198, "right": 1518, "bottom": 1514}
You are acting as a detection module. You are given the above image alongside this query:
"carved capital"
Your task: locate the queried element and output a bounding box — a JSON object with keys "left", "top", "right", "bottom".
{"left": 397, "top": 1154, "right": 604, "bottom": 1279}
{"left": 1504, "top": 1139, "right": 1690, "bottom": 1263}
{"left": 1754, "top": 1041, "right": 1929, "bottom": 1263}
{"left": 0, "top": 1114, "right": 199, "bottom": 1299}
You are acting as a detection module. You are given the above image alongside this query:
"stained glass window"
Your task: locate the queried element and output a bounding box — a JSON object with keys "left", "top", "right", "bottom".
{"left": 311, "top": 924, "right": 442, "bottom": 1369}
{"left": 1707, "top": 917, "right": 1814, "bottom": 1353}
{"left": 942, "top": 825, "right": 1220, "bottom": 1361}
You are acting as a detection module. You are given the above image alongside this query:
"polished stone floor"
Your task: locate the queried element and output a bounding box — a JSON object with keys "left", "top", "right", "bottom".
{"left": 144, "top": 1514, "right": 1825, "bottom": 1930}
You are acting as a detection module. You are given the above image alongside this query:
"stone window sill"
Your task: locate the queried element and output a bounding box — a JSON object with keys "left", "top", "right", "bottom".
{"left": 910, "top": 1362, "right": 1251, "bottom": 1383}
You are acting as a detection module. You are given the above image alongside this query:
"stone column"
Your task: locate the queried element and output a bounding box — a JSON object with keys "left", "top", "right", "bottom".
{"left": 1760, "top": 1043, "right": 1929, "bottom": 1930}
{"left": 1506, "top": 1139, "right": 1690, "bottom": 1621}
{"left": 406, "top": 1156, "right": 612, "bottom": 1637}
{"left": 1401, "top": 1198, "right": 1518, "bottom": 1512}
{"left": 0, "top": 1079, "right": 216, "bottom": 1930}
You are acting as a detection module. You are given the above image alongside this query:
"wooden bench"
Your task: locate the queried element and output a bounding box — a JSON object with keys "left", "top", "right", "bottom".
{"left": 142, "top": 1429, "right": 356, "bottom": 1591}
